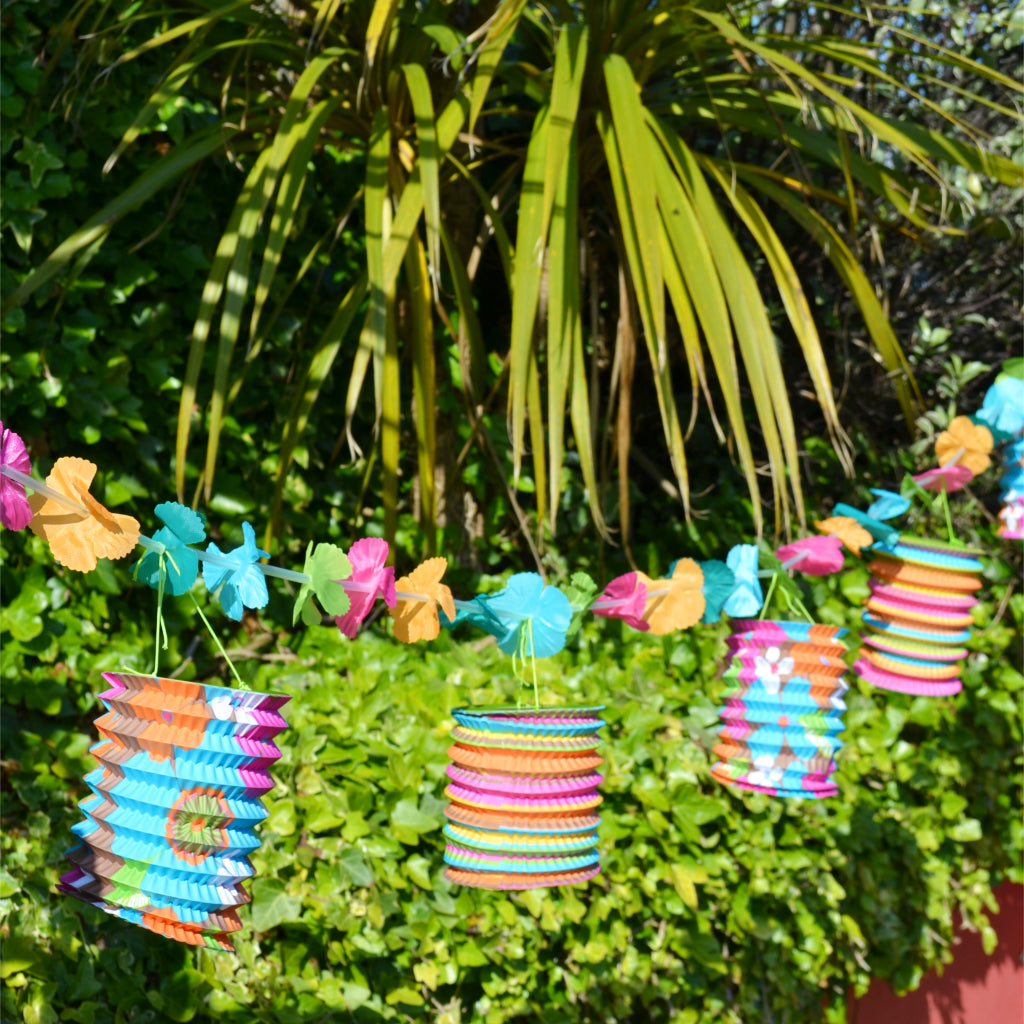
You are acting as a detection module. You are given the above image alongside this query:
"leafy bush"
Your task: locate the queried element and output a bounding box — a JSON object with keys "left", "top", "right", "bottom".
{"left": 2, "top": 528, "right": 1020, "bottom": 1023}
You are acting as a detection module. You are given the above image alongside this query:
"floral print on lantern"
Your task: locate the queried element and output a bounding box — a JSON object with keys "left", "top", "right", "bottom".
{"left": 712, "top": 620, "right": 849, "bottom": 799}
{"left": 165, "top": 787, "right": 235, "bottom": 865}
{"left": 753, "top": 646, "right": 794, "bottom": 695}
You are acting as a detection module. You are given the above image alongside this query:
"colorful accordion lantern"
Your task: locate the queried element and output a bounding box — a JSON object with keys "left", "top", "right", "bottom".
{"left": 854, "top": 536, "right": 983, "bottom": 697}
{"left": 59, "top": 673, "right": 290, "bottom": 950}
{"left": 712, "top": 620, "right": 849, "bottom": 799}
{"left": 442, "top": 706, "right": 605, "bottom": 889}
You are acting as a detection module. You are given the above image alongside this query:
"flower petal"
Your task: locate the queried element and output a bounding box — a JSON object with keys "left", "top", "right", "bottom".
{"left": 334, "top": 537, "right": 396, "bottom": 638}
{"left": 0, "top": 422, "right": 33, "bottom": 531}
{"left": 724, "top": 545, "right": 763, "bottom": 618}
{"left": 592, "top": 572, "right": 649, "bottom": 631}
{"left": 638, "top": 558, "right": 705, "bottom": 634}
{"left": 913, "top": 465, "right": 973, "bottom": 494}
{"left": 935, "top": 415, "right": 993, "bottom": 476}
{"left": 391, "top": 557, "right": 454, "bottom": 643}
{"left": 28, "top": 457, "right": 140, "bottom": 572}
{"left": 775, "top": 536, "right": 844, "bottom": 576}
{"left": 699, "top": 559, "right": 735, "bottom": 624}
{"left": 866, "top": 489, "right": 910, "bottom": 522}
{"left": 814, "top": 516, "right": 873, "bottom": 556}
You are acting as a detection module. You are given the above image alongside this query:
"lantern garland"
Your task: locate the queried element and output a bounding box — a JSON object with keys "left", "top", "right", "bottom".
{"left": 1, "top": 363, "right": 1021, "bottom": 924}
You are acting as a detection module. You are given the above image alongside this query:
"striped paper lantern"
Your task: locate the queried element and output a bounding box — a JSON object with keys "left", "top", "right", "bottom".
{"left": 854, "top": 536, "right": 983, "bottom": 697}
{"left": 442, "top": 706, "right": 605, "bottom": 889}
{"left": 59, "top": 672, "right": 290, "bottom": 951}
{"left": 712, "top": 620, "right": 849, "bottom": 799}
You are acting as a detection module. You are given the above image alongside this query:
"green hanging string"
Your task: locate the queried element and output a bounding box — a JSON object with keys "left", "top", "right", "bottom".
{"left": 188, "top": 591, "right": 247, "bottom": 690}
{"left": 525, "top": 619, "right": 539, "bottom": 710}
{"left": 781, "top": 584, "right": 816, "bottom": 625}
{"left": 758, "top": 572, "right": 780, "bottom": 621}
{"left": 511, "top": 618, "right": 540, "bottom": 709}
{"left": 148, "top": 551, "right": 169, "bottom": 677}
{"left": 938, "top": 485, "right": 956, "bottom": 545}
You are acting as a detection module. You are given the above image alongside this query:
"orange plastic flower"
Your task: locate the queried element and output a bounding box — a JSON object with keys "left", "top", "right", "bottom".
{"left": 390, "top": 557, "right": 456, "bottom": 643}
{"left": 935, "top": 416, "right": 993, "bottom": 476}
{"left": 28, "top": 457, "right": 139, "bottom": 571}
{"left": 814, "top": 516, "right": 873, "bottom": 556}
{"left": 637, "top": 558, "right": 705, "bottom": 634}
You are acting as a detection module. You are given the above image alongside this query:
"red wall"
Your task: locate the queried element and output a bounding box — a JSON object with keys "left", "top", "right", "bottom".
{"left": 851, "top": 883, "right": 1023, "bottom": 1024}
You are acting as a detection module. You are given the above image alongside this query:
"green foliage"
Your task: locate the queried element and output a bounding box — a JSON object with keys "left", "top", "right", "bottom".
{"left": 2, "top": 524, "right": 1021, "bottom": 1022}
{"left": 6, "top": 0, "right": 1022, "bottom": 552}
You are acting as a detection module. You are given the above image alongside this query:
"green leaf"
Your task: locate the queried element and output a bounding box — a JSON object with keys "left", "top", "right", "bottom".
{"left": 249, "top": 878, "right": 303, "bottom": 932}
{"left": 176, "top": 144, "right": 272, "bottom": 501}
{"left": 6, "top": 126, "right": 235, "bottom": 315}
{"left": 602, "top": 54, "right": 664, "bottom": 344}
{"left": 391, "top": 798, "right": 440, "bottom": 844}
{"left": 16, "top": 139, "right": 63, "bottom": 189}
{"left": 402, "top": 63, "right": 441, "bottom": 286}
{"left": 405, "top": 855, "right": 433, "bottom": 890}
{"left": 386, "top": 986, "right": 424, "bottom": 1007}
{"left": 1, "top": 586, "right": 49, "bottom": 642}
{"left": 564, "top": 571, "right": 598, "bottom": 640}
{"left": 338, "top": 851, "right": 374, "bottom": 888}
{"left": 293, "top": 542, "right": 353, "bottom": 625}
{"left": 507, "top": 105, "right": 550, "bottom": 490}
{"left": 949, "top": 819, "right": 983, "bottom": 842}
{"left": 669, "top": 862, "right": 708, "bottom": 909}
{"left": 0, "top": 868, "right": 20, "bottom": 898}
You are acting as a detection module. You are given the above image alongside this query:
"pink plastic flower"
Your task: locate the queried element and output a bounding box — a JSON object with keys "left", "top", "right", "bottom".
{"left": 0, "top": 421, "right": 33, "bottom": 530}
{"left": 913, "top": 465, "right": 973, "bottom": 494}
{"left": 591, "top": 572, "right": 649, "bottom": 631}
{"left": 334, "top": 537, "right": 397, "bottom": 639}
{"left": 775, "top": 535, "right": 845, "bottom": 576}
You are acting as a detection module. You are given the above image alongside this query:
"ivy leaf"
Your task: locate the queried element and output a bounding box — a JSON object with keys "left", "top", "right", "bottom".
{"left": 293, "top": 542, "right": 352, "bottom": 625}
{"left": 391, "top": 798, "right": 440, "bottom": 845}
{"left": 16, "top": 139, "right": 63, "bottom": 189}
{"left": 249, "top": 878, "right": 303, "bottom": 932}
{"left": 564, "top": 570, "right": 598, "bottom": 639}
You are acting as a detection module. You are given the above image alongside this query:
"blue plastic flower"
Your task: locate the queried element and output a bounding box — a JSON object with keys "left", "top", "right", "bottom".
{"left": 723, "top": 545, "right": 763, "bottom": 618}
{"left": 440, "top": 596, "right": 506, "bottom": 637}
{"left": 202, "top": 521, "right": 270, "bottom": 621}
{"left": 137, "top": 502, "right": 207, "bottom": 595}
{"left": 976, "top": 378, "right": 1024, "bottom": 442}
{"left": 475, "top": 573, "right": 573, "bottom": 658}
{"left": 866, "top": 489, "right": 910, "bottom": 522}
{"left": 1001, "top": 463, "right": 1024, "bottom": 500}
{"left": 699, "top": 559, "right": 735, "bottom": 624}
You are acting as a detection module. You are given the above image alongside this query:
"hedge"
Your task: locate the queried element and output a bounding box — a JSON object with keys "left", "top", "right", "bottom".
{"left": 1, "top": 531, "right": 1021, "bottom": 1024}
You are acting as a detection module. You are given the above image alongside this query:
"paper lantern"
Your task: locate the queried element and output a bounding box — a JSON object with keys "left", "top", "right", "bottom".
{"left": 59, "top": 673, "right": 290, "bottom": 950}
{"left": 442, "top": 706, "right": 604, "bottom": 889}
{"left": 712, "top": 620, "right": 849, "bottom": 799}
{"left": 854, "top": 536, "right": 983, "bottom": 696}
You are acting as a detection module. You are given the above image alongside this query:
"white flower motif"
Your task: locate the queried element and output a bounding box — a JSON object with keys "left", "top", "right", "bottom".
{"left": 209, "top": 694, "right": 235, "bottom": 721}
{"left": 748, "top": 753, "right": 784, "bottom": 788}
{"left": 753, "top": 645, "right": 795, "bottom": 695}
{"left": 999, "top": 502, "right": 1024, "bottom": 536}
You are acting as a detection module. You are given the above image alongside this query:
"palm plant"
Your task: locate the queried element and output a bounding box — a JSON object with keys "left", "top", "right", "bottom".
{"left": 9, "top": 0, "right": 1022, "bottom": 555}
